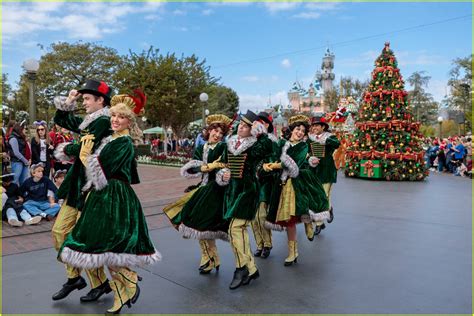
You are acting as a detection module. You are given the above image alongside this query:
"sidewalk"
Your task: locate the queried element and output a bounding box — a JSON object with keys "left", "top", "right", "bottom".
{"left": 2, "top": 164, "right": 199, "bottom": 256}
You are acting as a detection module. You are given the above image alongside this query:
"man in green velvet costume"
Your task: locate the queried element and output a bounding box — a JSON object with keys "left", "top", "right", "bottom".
{"left": 51, "top": 79, "right": 113, "bottom": 302}
{"left": 307, "top": 116, "right": 340, "bottom": 237}
{"left": 216, "top": 110, "right": 272, "bottom": 290}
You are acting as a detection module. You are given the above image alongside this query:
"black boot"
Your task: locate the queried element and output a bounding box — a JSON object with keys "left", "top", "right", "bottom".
{"left": 253, "top": 248, "right": 263, "bottom": 257}
{"left": 52, "top": 276, "right": 87, "bottom": 301}
{"left": 243, "top": 269, "right": 260, "bottom": 285}
{"left": 327, "top": 207, "right": 334, "bottom": 223}
{"left": 261, "top": 247, "right": 272, "bottom": 258}
{"left": 314, "top": 223, "right": 326, "bottom": 236}
{"left": 229, "top": 267, "right": 249, "bottom": 290}
{"left": 80, "top": 280, "right": 112, "bottom": 302}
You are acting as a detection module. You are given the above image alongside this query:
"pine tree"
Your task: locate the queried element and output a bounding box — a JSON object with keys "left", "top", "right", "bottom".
{"left": 345, "top": 42, "right": 428, "bottom": 181}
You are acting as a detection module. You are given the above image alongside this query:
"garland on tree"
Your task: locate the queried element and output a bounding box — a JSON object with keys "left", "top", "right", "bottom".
{"left": 345, "top": 42, "right": 428, "bottom": 181}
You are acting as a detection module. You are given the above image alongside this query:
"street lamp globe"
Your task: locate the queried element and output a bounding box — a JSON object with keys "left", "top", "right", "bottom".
{"left": 141, "top": 116, "right": 147, "bottom": 122}
{"left": 205, "top": 109, "right": 210, "bottom": 116}
{"left": 23, "top": 59, "right": 40, "bottom": 73}
{"left": 437, "top": 116, "right": 443, "bottom": 123}
{"left": 199, "top": 93, "right": 209, "bottom": 102}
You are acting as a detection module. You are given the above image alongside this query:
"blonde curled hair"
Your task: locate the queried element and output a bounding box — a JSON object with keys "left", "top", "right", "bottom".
{"left": 109, "top": 103, "right": 143, "bottom": 145}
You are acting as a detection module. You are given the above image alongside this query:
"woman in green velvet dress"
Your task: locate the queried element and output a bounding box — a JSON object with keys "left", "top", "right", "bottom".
{"left": 59, "top": 92, "right": 161, "bottom": 314}
{"left": 263, "top": 115, "right": 330, "bottom": 266}
{"left": 163, "top": 114, "right": 231, "bottom": 275}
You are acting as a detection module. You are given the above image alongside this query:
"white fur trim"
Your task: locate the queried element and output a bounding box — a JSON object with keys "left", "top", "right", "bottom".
{"left": 267, "top": 133, "right": 278, "bottom": 143}
{"left": 79, "top": 107, "right": 110, "bottom": 130}
{"left": 309, "top": 209, "right": 331, "bottom": 222}
{"left": 280, "top": 141, "right": 299, "bottom": 181}
{"left": 178, "top": 224, "right": 229, "bottom": 241}
{"left": 215, "top": 168, "right": 230, "bottom": 186}
{"left": 60, "top": 246, "right": 161, "bottom": 269}
{"left": 82, "top": 155, "right": 108, "bottom": 191}
{"left": 264, "top": 220, "right": 285, "bottom": 232}
{"left": 308, "top": 156, "right": 320, "bottom": 168}
{"left": 308, "top": 132, "right": 332, "bottom": 144}
{"left": 54, "top": 142, "right": 73, "bottom": 162}
{"left": 251, "top": 121, "right": 267, "bottom": 137}
{"left": 54, "top": 96, "right": 77, "bottom": 112}
{"left": 81, "top": 135, "right": 113, "bottom": 191}
{"left": 227, "top": 135, "right": 258, "bottom": 156}
{"left": 180, "top": 160, "right": 203, "bottom": 179}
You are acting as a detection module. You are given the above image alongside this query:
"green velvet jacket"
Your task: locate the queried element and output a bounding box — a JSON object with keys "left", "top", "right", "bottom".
{"left": 59, "top": 135, "right": 159, "bottom": 268}
{"left": 307, "top": 132, "right": 340, "bottom": 184}
{"left": 54, "top": 106, "right": 112, "bottom": 209}
{"left": 218, "top": 134, "right": 272, "bottom": 220}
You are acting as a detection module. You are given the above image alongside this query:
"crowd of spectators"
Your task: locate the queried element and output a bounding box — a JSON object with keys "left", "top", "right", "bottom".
{"left": 2, "top": 120, "right": 77, "bottom": 228}
{"left": 423, "top": 135, "right": 472, "bottom": 178}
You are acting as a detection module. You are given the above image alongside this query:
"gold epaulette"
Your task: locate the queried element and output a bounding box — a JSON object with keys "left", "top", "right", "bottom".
{"left": 228, "top": 153, "right": 247, "bottom": 179}
{"left": 310, "top": 142, "right": 326, "bottom": 158}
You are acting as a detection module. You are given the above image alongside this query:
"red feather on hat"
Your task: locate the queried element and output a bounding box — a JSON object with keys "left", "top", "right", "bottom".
{"left": 129, "top": 89, "right": 147, "bottom": 114}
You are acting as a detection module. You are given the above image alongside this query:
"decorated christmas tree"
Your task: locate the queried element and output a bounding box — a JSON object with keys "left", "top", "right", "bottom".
{"left": 345, "top": 42, "right": 428, "bottom": 181}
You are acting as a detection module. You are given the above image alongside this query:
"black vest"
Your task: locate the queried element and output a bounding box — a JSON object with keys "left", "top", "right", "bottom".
{"left": 8, "top": 132, "right": 27, "bottom": 163}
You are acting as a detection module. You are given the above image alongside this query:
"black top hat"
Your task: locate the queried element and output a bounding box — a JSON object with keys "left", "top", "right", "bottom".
{"left": 240, "top": 110, "right": 259, "bottom": 126}
{"left": 78, "top": 79, "right": 112, "bottom": 105}
{"left": 258, "top": 111, "right": 274, "bottom": 133}
{"left": 311, "top": 116, "right": 330, "bottom": 130}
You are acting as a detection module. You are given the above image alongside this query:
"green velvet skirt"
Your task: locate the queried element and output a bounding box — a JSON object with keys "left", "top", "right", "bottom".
{"left": 169, "top": 181, "right": 229, "bottom": 241}
{"left": 59, "top": 179, "right": 161, "bottom": 269}
{"left": 266, "top": 169, "right": 330, "bottom": 229}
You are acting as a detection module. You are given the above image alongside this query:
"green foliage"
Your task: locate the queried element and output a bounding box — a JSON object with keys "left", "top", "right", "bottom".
{"left": 339, "top": 76, "right": 370, "bottom": 104}
{"left": 114, "top": 47, "right": 220, "bottom": 137}
{"left": 419, "top": 124, "right": 436, "bottom": 137}
{"left": 407, "top": 71, "right": 439, "bottom": 125}
{"left": 446, "top": 54, "right": 472, "bottom": 133}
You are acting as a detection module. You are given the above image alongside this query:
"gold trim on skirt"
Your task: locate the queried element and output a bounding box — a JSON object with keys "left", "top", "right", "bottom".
{"left": 276, "top": 179, "right": 296, "bottom": 222}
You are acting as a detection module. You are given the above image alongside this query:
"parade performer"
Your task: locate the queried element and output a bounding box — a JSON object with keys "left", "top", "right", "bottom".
{"left": 307, "top": 116, "right": 340, "bottom": 236}
{"left": 264, "top": 115, "right": 329, "bottom": 265}
{"left": 59, "top": 91, "right": 161, "bottom": 314}
{"left": 163, "top": 114, "right": 232, "bottom": 275}
{"left": 251, "top": 112, "right": 278, "bottom": 259}
{"left": 216, "top": 110, "right": 272, "bottom": 290}
{"left": 51, "top": 79, "right": 113, "bottom": 302}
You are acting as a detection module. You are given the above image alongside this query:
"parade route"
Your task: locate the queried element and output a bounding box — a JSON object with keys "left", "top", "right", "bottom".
{"left": 2, "top": 165, "right": 472, "bottom": 314}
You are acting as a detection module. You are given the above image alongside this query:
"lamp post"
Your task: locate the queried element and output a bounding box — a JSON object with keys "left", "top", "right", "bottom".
{"left": 23, "top": 59, "right": 40, "bottom": 124}
{"left": 7, "top": 94, "right": 15, "bottom": 122}
{"left": 199, "top": 92, "right": 208, "bottom": 127}
{"left": 437, "top": 116, "right": 443, "bottom": 140}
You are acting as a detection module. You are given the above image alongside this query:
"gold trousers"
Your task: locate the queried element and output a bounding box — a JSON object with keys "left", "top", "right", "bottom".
{"left": 316, "top": 183, "right": 333, "bottom": 226}
{"left": 198, "top": 239, "right": 220, "bottom": 267}
{"left": 229, "top": 218, "right": 257, "bottom": 274}
{"left": 251, "top": 202, "right": 272, "bottom": 249}
{"left": 52, "top": 200, "right": 107, "bottom": 288}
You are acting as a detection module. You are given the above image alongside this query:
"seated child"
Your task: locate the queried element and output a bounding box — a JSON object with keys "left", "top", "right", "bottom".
{"left": 20, "top": 163, "right": 60, "bottom": 221}
{"left": 2, "top": 173, "right": 42, "bottom": 227}
{"left": 49, "top": 169, "right": 67, "bottom": 206}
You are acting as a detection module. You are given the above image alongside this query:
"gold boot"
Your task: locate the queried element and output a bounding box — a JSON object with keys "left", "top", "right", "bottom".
{"left": 304, "top": 222, "right": 314, "bottom": 241}
{"left": 284, "top": 240, "right": 298, "bottom": 266}
{"left": 198, "top": 240, "right": 212, "bottom": 271}
{"left": 117, "top": 268, "right": 140, "bottom": 305}
{"left": 106, "top": 280, "right": 131, "bottom": 314}
{"left": 200, "top": 240, "right": 220, "bottom": 274}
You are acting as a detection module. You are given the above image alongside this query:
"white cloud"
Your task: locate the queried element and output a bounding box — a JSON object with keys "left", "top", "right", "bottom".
{"left": 427, "top": 79, "right": 449, "bottom": 103}
{"left": 292, "top": 12, "right": 321, "bottom": 19}
{"left": 281, "top": 59, "right": 291, "bottom": 68}
{"left": 263, "top": 2, "right": 300, "bottom": 13}
{"left": 3, "top": 2, "right": 165, "bottom": 41}
{"left": 305, "top": 3, "right": 340, "bottom": 11}
{"left": 242, "top": 76, "right": 259, "bottom": 82}
{"left": 173, "top": 9, "right": 187, "bottom": 16}
{"left": 202, "top": 9, "right": 214, "bottom": 16}
{"left": 207, "top": 2, "right": 252, "bottom": 7}
{"left": 238, "top": 90, "right": 289, "bottom": 113}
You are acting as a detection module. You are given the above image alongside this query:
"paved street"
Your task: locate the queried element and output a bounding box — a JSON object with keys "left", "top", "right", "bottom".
{"left": 2, "top": 165, "right": 472, "bottom": 314}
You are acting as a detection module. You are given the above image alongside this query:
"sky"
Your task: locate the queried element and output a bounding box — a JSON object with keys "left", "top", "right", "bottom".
{"left": 2, "top": 1, "right": 472, "bottom": 113}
